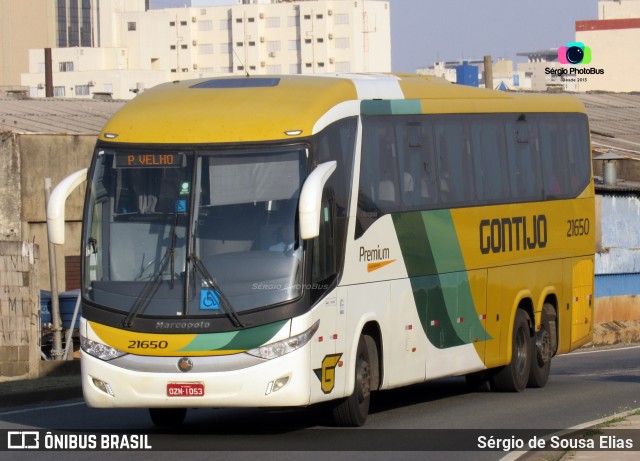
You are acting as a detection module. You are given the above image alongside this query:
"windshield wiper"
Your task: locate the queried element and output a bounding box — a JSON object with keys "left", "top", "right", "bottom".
{"left": 189, "top": 254, "right": 246, "bottom": 328}
{"left": 122, "top": 214, "right": 179, "bottom": 329}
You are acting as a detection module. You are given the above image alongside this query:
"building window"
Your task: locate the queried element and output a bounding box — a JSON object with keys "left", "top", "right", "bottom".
{"left": 248, "top": 41, "right": 256, "bottom": 46}
{"left": 304, "top": 14, "right": 311, "bottom": 20}
{"left": 289, "top": 63, "right": 301, "bottom": 74}
{"left": 288, "top": 40, "right": 300, "bottom": 51}
{"left": 53, "top": 86, "right": 65, "bottom": 97}
{"left": 317, "top": 38, "right": 324, "bottom": 43}
{"left": 199, "top": 44, "right": 214, "bottom": 55}
{"left": 200, "top": 9, "right": 207, "bottom": 15}
{"left": 267, "top": 41, "right": 281, "bottom": 52}
{"left": 266, "top": 17, "right": 280, "bottom": 28}
{"left": 248, "top": 17, "right": 255, "bottom": 23}
{"left": 304, "top": 38, "right": 312, "bottom": 44}
{"left": 305, "top": 63, "right": 312, "bottom": 68}
{"left": 75, "top": 85, "right": 90, "bottom": 96}
{"left": 220, "top": 66, "right": 232, "bottom": 73}
{"left": 170, "top": 45, "right": 176, "bottom": 50}
{"left": 198, "top": 20, "right": 213, "bottom": 31}
{"left": 316, "top": 14, "right": 323, "bottom": 19}
{"left": 335, "top": 13, "right": 349, "bottom": 25}
{"left": 267, "top": 64, "right": 281, "bottom": 74}
{"left": 181, "top": 44, "right": 188, "bottom": 49}
{"left": 127, "top": 22, "right": 136, "bottom": 31}
{"left": 182, "top": 68, "right": 189, "bottom": 72}
{"left": 220, "top": 43, "right": 231, "bottom": 54}
{"left": 171, "top": 69, "right": 177, "bottom": 72}
{"left": 180, "top": 21, "right": 187, "bottom": 26}
{"left": 220, "top": 19, "right": 230, "bottom": 30}
{"left": 250, "top": 65, "right": 256, "bottom": 71}
{"left": 288, "top": 16, "right": 299, "bottom": 27}
{"left": 335, "top": 37, "right": 350, "bottom": 49}
{"left": 236, "top": 18, "right": 243, "bottom": 23}
{"left": 170, "top": 21, "right": 176, "bottom": 26}
{"left": 237, "top": 65, "right": 244, "bottom": 71}
{"left": 318, "top": 62, "right": 325, "bottom": 68}
{"left": 236, "top": 42, "right": 243, "bottom": 47}
{"left": 335, "top": 61, "right": 350, "bottom": 72}
{"left": 58, "top": 61, "right": 74, "bottom": 72}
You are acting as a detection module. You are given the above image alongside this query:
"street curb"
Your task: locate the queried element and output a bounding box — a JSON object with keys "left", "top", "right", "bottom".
{"left": 499, "top": 408, "right": 640, "bottom": 461}
{"left": 0, "top": 384, "right": 83, "bottom": 408}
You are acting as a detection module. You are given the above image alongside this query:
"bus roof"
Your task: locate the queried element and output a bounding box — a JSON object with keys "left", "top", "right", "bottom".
{"left": 99, "top": 74, "right": 587, "bottom": 144}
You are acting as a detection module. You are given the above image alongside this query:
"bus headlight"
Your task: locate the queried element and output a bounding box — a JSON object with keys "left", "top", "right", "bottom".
{"left": 81, "top": 336, "right": 127, "bottom": 361}
{"left": 247, "top": 320, "right": 319, "bottom": 360}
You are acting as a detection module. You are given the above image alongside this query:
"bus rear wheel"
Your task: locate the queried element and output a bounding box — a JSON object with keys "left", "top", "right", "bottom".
{"left": 493, "top": 309, "right": 532, "bottom": 392}
{"left": 149, "top": 408, "right": 187, "bottom": 427}
{"left": 332, "top": 335, "right": 374, "bottom": 427}
{"left": 528, "top": 305, "right": 554, "bottom": 388}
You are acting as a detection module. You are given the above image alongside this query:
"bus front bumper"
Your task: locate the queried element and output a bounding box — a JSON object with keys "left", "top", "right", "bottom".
{"left": 81, "top": 349, "right": 312, "bottom": 408}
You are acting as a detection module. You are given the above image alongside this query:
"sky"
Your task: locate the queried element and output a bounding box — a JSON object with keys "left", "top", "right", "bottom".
{"left": 150, "top": 0, "right": 599, "bottom": 72}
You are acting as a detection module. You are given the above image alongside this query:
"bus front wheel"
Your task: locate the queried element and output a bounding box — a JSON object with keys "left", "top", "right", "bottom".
{"left": 332, "top": 335, "right": 374, "bottom": 427}
{"left": 149, "top": 408, "right": 187, "bottom": 427}
{"left": 493, "top": 309, "right": 532, "bottom": 392}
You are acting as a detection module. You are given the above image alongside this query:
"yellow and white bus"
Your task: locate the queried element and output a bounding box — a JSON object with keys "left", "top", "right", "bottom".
{"left": 54, "top": 74, "right": 595, "bottom": 427}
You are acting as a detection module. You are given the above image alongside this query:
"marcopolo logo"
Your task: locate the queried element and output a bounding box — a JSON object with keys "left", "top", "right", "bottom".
{"left": 558, "top": 42, "right": 592, "bottom": 65}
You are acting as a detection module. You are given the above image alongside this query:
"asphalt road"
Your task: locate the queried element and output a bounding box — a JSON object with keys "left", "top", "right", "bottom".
{"left": 1, "top": 345, "right": 639, "bottom": 461}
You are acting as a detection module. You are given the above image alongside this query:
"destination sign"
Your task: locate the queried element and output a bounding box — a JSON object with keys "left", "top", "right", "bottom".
{"left": 115, "top": 153, "right": 183, "bottom": 168}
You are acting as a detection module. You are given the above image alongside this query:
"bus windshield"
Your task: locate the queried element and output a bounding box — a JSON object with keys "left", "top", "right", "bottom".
{"left": 83, "top": 146, "right": 307, "bottom": 320}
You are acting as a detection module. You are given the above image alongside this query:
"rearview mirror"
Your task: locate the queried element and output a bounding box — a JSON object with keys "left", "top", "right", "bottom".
{"left": 298, "top": 161, "right": 336, "bottom": 240}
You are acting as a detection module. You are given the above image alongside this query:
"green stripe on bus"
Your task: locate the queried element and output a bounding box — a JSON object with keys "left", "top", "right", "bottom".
{"left": 178, "top": 319, "right": 288, "bottom": 352}
{"left": 393, "top": 210, "right": 491, "bottom": 348}
{"left": 361, "top": 100, "right": 422, "bottom": 116}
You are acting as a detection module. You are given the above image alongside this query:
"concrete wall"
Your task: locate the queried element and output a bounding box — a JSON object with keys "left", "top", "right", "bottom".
{"left": 0, "top": 133, "right": 96, "bottom": 291}
{"left": 0, "top": 241, "right": 40, "bottom": 382}
{"left": 0, "top": 132, "right": 22, "bottom": 240}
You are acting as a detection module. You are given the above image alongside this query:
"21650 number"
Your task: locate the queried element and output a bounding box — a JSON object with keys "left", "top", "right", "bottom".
{"left": 127, "top": 340, "right": 168, "bottom": 349}
{"left": 567, "top": 218, "right": 590, "bottom": 237}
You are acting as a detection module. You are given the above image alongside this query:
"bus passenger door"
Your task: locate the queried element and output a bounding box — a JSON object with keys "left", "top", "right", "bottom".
{"left": 570, "top": 258, "right": 594, "bottom": 349}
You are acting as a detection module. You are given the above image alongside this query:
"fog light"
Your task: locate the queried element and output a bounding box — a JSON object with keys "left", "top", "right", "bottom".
{"left": 265, "top": 376, "right": 290, "bottom": 395}
{"left": 92, "top": 377, "right": 115, "bottom": 397}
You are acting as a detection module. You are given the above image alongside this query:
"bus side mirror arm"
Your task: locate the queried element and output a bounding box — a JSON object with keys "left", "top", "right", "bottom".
{"left": 46, "top": 168, "right": 88, "bottom": 245}
{"left": 299, "top": 161, "right": 337, "bottom": 240}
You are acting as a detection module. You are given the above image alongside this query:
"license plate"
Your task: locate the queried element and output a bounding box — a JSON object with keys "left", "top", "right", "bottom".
{"left": 167, "top": 382, "right": 205, "bottom": 397}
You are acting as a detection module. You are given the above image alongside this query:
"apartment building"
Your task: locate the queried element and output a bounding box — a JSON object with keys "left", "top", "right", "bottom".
{"left": 0, "top": 0, "right": 56, "bottom": 87}
{"left": 21, "top": 0, "right": 391, "bottom": 99}
{"left": 574, "top": 0, "right": 640, "bottom": 92}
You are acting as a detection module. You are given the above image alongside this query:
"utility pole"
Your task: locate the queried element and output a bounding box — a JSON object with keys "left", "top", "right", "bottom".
{"left": 484, "top": 55, "right": 494, "bottom": 90}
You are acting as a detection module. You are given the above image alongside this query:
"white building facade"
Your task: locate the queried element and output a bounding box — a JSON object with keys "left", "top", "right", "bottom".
{"left": 22, "top": 0, "right": 391, "bottom": 99}
{"left": 574, "top": 0, "right": 640, "bottom": 92}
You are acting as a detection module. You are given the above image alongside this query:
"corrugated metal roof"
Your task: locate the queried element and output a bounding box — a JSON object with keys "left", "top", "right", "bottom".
{"left": 0, "top": 97, "right": 124, "bottom": 135}
{"left": 577, "top": 93, "right": 640, "bottom": 159}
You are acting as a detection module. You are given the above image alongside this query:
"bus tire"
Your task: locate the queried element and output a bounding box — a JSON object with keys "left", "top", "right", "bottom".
{"left": 528, "top": 305, "right": 554, "bottom": 388}
{"left": 332, "top": 334, "right": 373, "bottom": 427}
{"left": 492, "top": 309, "right": 532, "bottom": 392}
{"left": 149, "top": 408, "right": 187, "bottom": 427}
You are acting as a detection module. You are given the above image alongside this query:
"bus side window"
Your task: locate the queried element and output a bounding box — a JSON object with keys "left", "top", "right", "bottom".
{"left": 311, "top": 192, "right": 336, "bottom": 302}
{"left": 506, "top": 119, "right": 541, "bottom": 201}
{"left": 470, "top": 118, "right": 509, "bottom": 202}
{"left": 435, "top": 119, "right": 474, "bottom": 204}
{"left": 539, "top": 117, "right": 569, "bottom": 198}
{"left": 564, "top": 116, "right": 590, "bottom": 196}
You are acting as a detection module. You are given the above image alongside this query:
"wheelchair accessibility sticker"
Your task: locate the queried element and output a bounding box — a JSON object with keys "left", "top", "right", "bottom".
{"left": 200, "top": 289, "right": 220, "bottom": 310}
